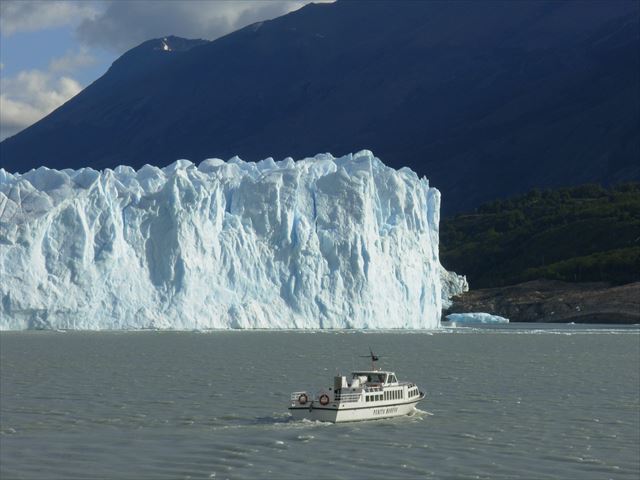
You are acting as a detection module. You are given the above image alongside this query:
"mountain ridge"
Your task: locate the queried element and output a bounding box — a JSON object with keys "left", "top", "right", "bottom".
{"left": 2, "top": 0, "right": 638, "bottom": 213}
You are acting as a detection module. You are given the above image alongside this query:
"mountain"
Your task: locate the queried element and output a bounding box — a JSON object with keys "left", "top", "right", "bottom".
{"left": 1, "top": 0, "right": 638, "bottom": 213}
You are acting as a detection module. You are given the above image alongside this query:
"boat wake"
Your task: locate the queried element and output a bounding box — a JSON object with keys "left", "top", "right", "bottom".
{"left": 409, "top": 408, "right": 434, "bottom": 419}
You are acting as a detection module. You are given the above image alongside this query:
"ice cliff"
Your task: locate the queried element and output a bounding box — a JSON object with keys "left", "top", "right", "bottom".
{"left": 0, "top": 151, "right": 454, "bottom": 330}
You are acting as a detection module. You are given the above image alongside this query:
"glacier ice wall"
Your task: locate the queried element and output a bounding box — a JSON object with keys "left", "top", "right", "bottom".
{"left": 0, "top": 151, "right": 444, "bottom": 330}
{"left": 440, "top": 266, "right": 469, "bottom": 309}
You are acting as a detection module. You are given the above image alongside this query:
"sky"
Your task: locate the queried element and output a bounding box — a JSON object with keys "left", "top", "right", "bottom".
{"left": 0, "top": 0, "right": 326, "bottom": 141}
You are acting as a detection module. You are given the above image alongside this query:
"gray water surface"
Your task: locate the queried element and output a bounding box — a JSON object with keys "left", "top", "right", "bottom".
{"left": 1, "top": 325, "right": 639, "bottom": 479}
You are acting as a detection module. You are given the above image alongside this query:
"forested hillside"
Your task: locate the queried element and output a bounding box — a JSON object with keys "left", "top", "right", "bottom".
{"left": 440, "top": 183, "right": 640, "bottom": 288}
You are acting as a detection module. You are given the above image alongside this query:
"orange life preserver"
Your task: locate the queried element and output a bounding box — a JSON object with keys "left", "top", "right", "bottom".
{"left": 298, "top": 393, "right": 308, "bottom": 405}
{"left": 319, "top": 394, "right": 330, "bottom": 406}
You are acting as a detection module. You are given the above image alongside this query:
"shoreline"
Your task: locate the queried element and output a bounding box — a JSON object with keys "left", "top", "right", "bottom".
{"left": 446, "top": 279, "right": 640, "bottom": 324}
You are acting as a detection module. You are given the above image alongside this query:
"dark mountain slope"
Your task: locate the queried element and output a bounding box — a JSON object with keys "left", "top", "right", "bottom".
{"left": 1, "top": 1, "right": 638, "bottom": 213}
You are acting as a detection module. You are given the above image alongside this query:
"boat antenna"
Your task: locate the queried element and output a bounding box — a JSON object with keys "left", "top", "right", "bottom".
{"left": 360, "top": 347, "right": 379, "bottom": 370}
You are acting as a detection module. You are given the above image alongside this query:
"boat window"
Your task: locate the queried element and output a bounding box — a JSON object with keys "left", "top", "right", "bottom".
{"left": 388, "top": 374, "right": 397, "bottom": 383}
{"left": 352, "top": 372, "right": 387, "bottom": 384}
{"left": 359, "top": 373, "right": 384, "bottom": 384}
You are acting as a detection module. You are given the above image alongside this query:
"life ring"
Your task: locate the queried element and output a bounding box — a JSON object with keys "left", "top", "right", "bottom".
{"left": 319, "top": 394, "right": 330, "bottom": 406}
{"left": 298, "top": 393, "right": 308, "bottom": 405}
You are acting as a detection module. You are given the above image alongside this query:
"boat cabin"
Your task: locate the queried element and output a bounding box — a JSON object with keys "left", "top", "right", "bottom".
{"left": 333, "top": 370, "right": 399, "bottom": 390}
{"left": 351, "top": 371, "right": 398, "bottom": 386}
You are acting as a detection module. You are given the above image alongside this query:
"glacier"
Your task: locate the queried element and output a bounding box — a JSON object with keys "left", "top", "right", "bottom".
{"left": 0, "top": 150, "right": 458, "bottom": 330}
{"left": 440, "top": 267, "right": 468, "bottom": 309}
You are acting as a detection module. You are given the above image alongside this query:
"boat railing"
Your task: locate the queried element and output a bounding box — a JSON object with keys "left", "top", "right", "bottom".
{"left": 334, "top": 392, "right": 361, "bottom": 403}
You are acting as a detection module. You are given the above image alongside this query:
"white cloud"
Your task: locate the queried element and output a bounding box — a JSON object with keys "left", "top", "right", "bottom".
{"left": 0, "top": 0, "right": 100, "bottom": 37}
{"left": 0, "top": 44, "right": 94, "bottom": 140}
{"left": 49, "top": 47, "right": 95, "bottom": 73}
{"left": 0, "top": 69, "right": 82, "bottom": 140}
{"left": 76, "top": 0, "right": 316, "bottom": 53}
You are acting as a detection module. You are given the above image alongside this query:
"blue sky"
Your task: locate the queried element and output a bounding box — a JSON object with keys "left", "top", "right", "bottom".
{"left": 0, "top": 0, "right": 326, "bottom": 140}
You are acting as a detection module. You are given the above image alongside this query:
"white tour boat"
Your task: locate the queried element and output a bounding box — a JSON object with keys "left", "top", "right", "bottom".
{"left": 288, "top": 351, "right": 425, "bottom": 423}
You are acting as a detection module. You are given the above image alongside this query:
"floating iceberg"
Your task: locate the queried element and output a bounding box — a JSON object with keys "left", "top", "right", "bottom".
{"left": 0, "top": 150, "right": 451, "bottom": 330}
{"left": 445, "top": 313, "right": 510, "bottom": 324}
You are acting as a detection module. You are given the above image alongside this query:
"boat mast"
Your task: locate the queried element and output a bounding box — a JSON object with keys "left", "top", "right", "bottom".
{"left": 368, "top": 348, "right": 379, "bottom": 371}
{"left": 360, "top": 347, "right": 380, "bottom": 370}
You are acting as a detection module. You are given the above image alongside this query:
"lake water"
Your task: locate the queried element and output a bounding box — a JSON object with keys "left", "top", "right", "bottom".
{"left": 1, "top": 325, "right": 639, "bottom": 479}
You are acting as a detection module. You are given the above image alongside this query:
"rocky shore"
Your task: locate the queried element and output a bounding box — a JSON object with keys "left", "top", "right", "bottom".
{"left": 446, "top": 280, "right": 640, "bottom": 324}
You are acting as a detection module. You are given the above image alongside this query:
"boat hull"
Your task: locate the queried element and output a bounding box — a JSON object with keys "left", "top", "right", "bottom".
{"left": 288, "top": 395, "right": 424, "bottom": 423}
